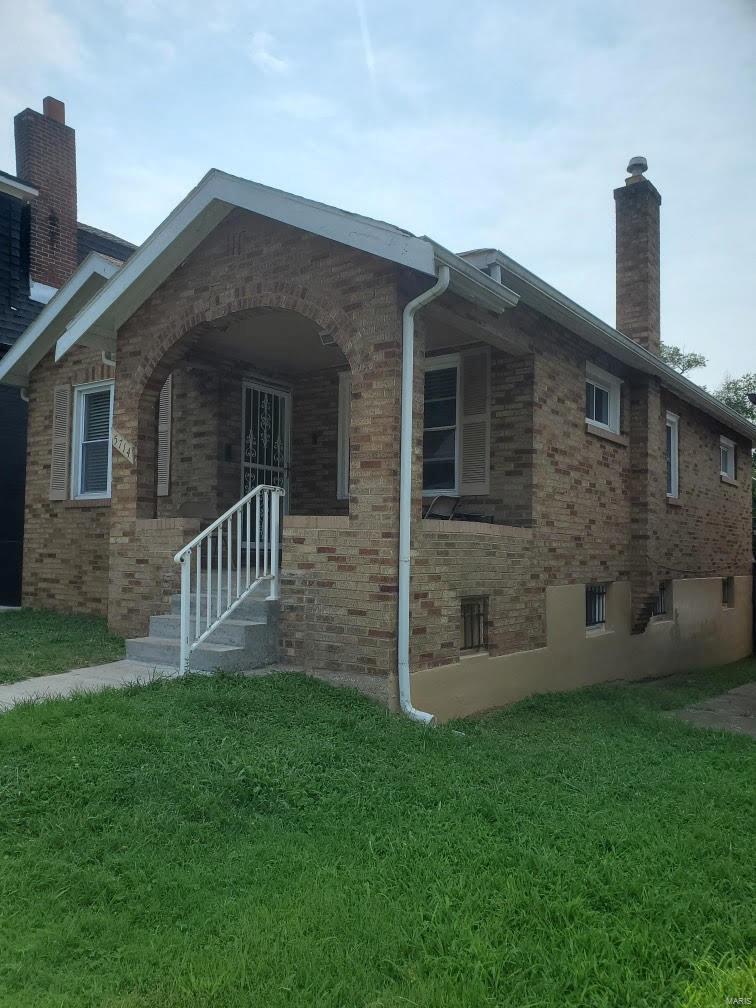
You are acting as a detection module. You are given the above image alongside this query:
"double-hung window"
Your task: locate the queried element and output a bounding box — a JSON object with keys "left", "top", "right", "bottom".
{"left": 585, "top": 364, "right": 621, "bottom": 434}
{"left": 72, "top": 380, "right": 114, "bottom": 499}
{"left": 720, "top": 436, "right": 736, "bottom": 481}
{"left": 666, "top": 412, "right": 679, "bottom": 498}
{"left": 423, "top": 357, "right": 460, "bottom": 493}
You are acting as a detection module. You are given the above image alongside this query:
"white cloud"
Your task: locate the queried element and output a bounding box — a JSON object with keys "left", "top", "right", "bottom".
{"left": 248, "top": 31, "right": 289, "bottom": 75}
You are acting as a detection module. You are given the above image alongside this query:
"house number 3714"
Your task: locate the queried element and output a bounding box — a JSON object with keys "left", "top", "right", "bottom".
{"left": 112, "top": 431, "right": 136, "bottom": 464}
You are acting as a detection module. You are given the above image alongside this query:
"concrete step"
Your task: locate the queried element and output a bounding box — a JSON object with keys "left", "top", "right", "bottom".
{"left": 125, "top": 636, "right": 250, "bottom": 672}
{"left": 149, "top": 613, "right": 267, "bottom": 647}
{"left": 169, "top": 581, "right": 272, "bottom": 619}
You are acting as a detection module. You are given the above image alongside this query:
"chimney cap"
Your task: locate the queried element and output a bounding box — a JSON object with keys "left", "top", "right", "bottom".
{"left": 626, "top": 155, "right": 648, "bottom": 177}
{"left": 42, "top": 97, "right": 65, "bottom": 124}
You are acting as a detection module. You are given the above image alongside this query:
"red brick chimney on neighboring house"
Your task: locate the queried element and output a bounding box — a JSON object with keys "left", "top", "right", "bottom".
{"left": 14, "top": 97, "right": 77, "bottom": 290}
{"left": 614, "top": 156, "right": 661, "bottom": 355}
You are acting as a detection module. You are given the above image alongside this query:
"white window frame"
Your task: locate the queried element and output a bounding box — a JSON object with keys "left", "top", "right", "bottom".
{"left": 71, "top": 379, "right": 114, "bottom": 500}
{"left": 719, "top": 436, "right": 736, "bottom": 481}
{"left": 585, "top": 363, "right": 622, "bottom": 434}
{"left": 666, "top": 412, "right": 679, "bottom": 498}
{"left": 422, "top": 353, "right": 461, "bottom": 497}
{"left": 336, "top": 371, "right": 351, "bottom": 501}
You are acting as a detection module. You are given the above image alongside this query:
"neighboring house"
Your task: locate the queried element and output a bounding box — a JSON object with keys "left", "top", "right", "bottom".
{"left": 0, "top": 154, "right": 752, "bottom": 722}
{"left": 0, "top": 97, "right": 134, "bottom": 604}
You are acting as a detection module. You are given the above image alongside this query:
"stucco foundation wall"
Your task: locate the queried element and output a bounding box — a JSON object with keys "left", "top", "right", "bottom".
{"left": 412, "top": 577, "right": 753, "bottom": 721}
{"left": 22, "top": 346, "right": 113, "bottom": 617}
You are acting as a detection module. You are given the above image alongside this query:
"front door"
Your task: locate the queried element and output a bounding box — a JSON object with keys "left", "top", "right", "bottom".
{"left": 242, "top": 381, "right": 290, "bottom": 510}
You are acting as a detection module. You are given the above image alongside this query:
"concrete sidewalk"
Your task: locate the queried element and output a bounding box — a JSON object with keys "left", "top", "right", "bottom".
{"left": 0, "top": 660, "right": 181, "bottom": 712}
{"left": 671, "top": 681, "right": 756, "bottom": 738}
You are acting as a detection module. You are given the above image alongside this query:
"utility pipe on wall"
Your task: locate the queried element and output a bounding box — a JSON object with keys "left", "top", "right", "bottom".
{"left": 397, "top": 264, "right": 450, "bottom": 724}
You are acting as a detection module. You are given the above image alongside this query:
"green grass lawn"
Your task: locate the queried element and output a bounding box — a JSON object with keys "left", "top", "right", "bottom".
{"left": 0, "top": 662, "right": 754, "bottom": 1008}
{"left": 0, "top": 609, "right": 124, "bottom": 684}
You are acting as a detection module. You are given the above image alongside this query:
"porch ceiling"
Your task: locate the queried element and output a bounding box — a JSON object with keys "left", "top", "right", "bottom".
{"left": 198, "top": 308, "right": 347, "bottom": 374}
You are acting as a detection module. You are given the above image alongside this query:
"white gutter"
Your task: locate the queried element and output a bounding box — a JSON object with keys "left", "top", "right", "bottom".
{"left": 397, "top": 265, "right": 451, "bottom": 725}
{"left": 460, "top": 248, "right": 756, "bottom": 441}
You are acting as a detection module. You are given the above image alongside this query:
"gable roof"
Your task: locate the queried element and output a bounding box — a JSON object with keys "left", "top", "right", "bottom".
{"left": 0, "top": 169, "right": 752, "bottom": 440}
{"left": 52, "top": 169, "right": 519, "bottom": 363}
{"left": 76, "top": 222, "right": 137, "bottom": 265}
{"left": 0, "top": 253, "right": 120, "bottom": 386}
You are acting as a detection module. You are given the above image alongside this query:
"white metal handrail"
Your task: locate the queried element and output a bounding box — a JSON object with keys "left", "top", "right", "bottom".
{"left": 173, "top": 484, "right": 285, "bottom": 674}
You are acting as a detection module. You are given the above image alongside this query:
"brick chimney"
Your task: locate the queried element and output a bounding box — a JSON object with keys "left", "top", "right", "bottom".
{"left": 13, "top": 97, "right": 77, "bottom": 289}
{"left": 614, "top": 156, "right": 661, "bottom": 354}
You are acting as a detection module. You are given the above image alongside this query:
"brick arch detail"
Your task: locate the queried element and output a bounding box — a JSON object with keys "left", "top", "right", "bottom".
{"left": 130, "top": 287, "right": 361, "bottom": 517}
{"left": 134, "top": 286, "right": 361, "bottom": 404}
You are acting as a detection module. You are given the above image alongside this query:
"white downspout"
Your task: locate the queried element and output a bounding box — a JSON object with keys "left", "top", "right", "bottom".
{"left": 398, "top": 264, "right": 450, "bottom": 724}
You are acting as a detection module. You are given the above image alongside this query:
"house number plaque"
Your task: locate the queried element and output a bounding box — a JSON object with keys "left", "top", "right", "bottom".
{"left": 112, "top": 431, "right": 136, "bottom": 464}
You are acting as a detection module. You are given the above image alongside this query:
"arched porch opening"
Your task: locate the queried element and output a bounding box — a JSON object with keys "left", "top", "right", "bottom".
{"left": 135, "top": 305, "right": 353, "bottom": 524}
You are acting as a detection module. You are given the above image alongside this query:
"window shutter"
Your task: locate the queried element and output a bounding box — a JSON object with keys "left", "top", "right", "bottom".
{"left": 459, "top": 350, "right": 490, "bottom": 495}
{"left": 49, "top": 385, "right": 71, "bottom": 500}
{"left": 336, "top": 371, "right": 351, "bottom": 500}
{"left": 157, "top": 375, "right": 172, "bottom": 497}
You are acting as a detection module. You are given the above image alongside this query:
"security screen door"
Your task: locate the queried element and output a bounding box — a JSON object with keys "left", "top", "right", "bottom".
{"left": 241, "top": 381, "right": 290, "bottom": 509}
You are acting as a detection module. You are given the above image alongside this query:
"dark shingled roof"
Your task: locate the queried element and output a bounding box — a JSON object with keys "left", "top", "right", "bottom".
{"left": 77, "top": 222, "right": 137, "bottom": 265}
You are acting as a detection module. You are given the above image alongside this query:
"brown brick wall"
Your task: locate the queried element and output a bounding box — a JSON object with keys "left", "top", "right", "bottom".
{"left": 104, "top": 208, "right": 405, "bottom": 638}
{"left": 412, "top": 522, "right": 544, "bottom": 671}
{"left": 14, "top": 107, "right": 78, "bottom": 289}
{"left": 659, "top": 391, "right": 752, "bottom": 578}
{"left": 289, "top": 368, "right": 348, "bottom": 516}
{"left": 22, "top": 347, "right": 113, "bottom": 616}
{"left": 19, "top": 209, "right": 751, "bottom": 688}
{"left": 280, "top": 516, "right": 396, "bottom": 686}
{"left": 156, "top": 362, "right": 221, "bottom": 519}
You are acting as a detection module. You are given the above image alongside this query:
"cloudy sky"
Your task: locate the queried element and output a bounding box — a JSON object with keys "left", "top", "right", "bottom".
{"left": 1, "top": 0, "right": 754, "bottom": 388}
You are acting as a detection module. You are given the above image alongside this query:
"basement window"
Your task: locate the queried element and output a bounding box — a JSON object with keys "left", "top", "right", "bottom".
{"left": 461, "top": 596, "right": 488, "bottom": 653}
{"left": 585, "top": 583, "right": 608, "bottom": 629}
{"left": 722, "top": 577, "right": 735, "bottom": 609}
{"left": 651, "top": 581, "right": 672, "bottom": 619}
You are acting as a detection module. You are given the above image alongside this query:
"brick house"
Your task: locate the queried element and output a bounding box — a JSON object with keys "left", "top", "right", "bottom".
{"left": 0, "top": 97, "right": 134, "bottom": 604}
{"left": 1, "top": 154, "right": 752, "bottom": 721}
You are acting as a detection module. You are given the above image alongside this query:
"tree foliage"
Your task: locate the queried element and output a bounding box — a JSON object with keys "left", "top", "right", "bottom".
{"left": 660, "top": 342, "right": 708, "bottom": 374}
{"left": 711, "top": 373, "right": 756, "bottom": 512}
{"left": 711, "top": 373, "right": 756, "bottom": 425}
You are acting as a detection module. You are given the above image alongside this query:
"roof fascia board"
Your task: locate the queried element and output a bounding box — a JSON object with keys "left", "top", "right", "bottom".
{"left": 218, "top": 172, "right": 437, "bottom": 275}
{"left": 57, "top": 169, "right": 439, "bottom": 362}
{"left": 463, "top": 248, "right": 755, "bottom": 441}
{"left": 0, "top": 254, "right": 119, "bottom": 386}
{"left": 0, "top": 175, "right": 38, "bottom": 200}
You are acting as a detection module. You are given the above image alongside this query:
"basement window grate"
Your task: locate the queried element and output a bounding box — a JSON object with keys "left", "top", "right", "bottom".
{"left": 585, "top": 584, "right": 608, "bottom": 628}
{"left": 651, "top": 581, "right": 670, "bottom": 618}
{"left": 461, "top": 597, "right": 488, "bottom": 653}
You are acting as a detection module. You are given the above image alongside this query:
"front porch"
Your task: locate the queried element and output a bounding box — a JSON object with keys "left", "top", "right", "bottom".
{"left": 111, "top": 291, "right": 538, "bottom": 700}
